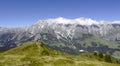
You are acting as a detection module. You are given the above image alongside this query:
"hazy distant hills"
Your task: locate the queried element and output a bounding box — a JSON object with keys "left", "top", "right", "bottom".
{"left": 0, "top": 17, "right": 120, "bottom": 58}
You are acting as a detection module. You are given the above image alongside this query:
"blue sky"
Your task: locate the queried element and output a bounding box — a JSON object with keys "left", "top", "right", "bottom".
{"left": 0, "top": 0, "right": 120, "bottom": 27}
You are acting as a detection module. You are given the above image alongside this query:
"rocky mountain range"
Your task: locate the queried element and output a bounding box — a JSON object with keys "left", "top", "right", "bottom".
{"left": 0, "top": 17, "right": 120, "bottom": 57}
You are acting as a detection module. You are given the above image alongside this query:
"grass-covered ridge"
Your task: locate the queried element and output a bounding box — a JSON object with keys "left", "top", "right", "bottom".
{"left": 79, "top": 37, "right": 119, "bottom": 48}
{"left": 2, "top": 42, "right": 62, "bottom": 56}
{"left": 0, "top": 42, "right": 119, "bottom": 66}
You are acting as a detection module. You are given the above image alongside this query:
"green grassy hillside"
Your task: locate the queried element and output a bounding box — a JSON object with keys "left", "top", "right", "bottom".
{"left": 80, "top": 37, "right": 119, "bottom": 48}
{"left": 0, "top": 42, "right": 119, "bottom": 66}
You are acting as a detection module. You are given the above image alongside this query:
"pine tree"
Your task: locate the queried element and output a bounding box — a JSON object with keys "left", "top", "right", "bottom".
{"left": 98, "top": 52, "right": 103, "bottom": 58}
{"left": 104, "top": 54, "right": 112, "bottom": 63}
{"left": 93, "top": 52, "right": 97, "bottom": 56}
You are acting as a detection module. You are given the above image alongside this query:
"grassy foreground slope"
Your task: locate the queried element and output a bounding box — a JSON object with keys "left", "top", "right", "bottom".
{"left": 0, "top": 42, "right": 119, "bottom": 66}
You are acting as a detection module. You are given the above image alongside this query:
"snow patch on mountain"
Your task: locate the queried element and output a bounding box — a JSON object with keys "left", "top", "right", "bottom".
{"left": 46, "top": 17, "right": 99, "bottom": 25}
{"left": 35, "top": 17, "right": 120, "bottom": 26}
{"left": 112, "top": 21, "right": 120, "bottom": 24}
